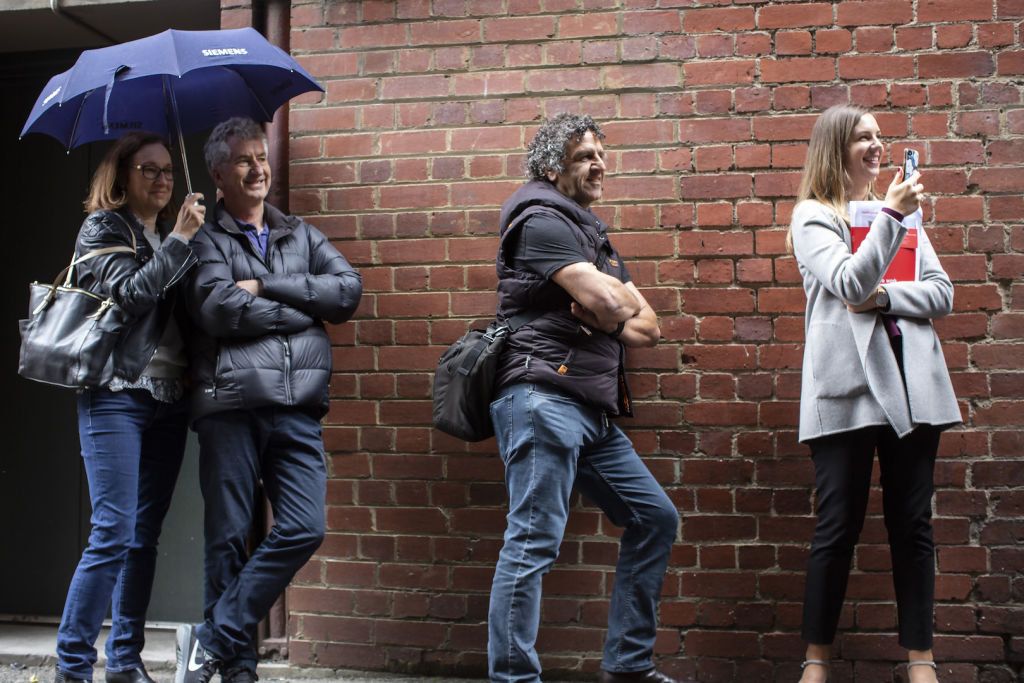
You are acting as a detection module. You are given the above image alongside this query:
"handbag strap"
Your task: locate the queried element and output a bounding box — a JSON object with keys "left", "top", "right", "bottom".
{"left": 58, "top": 212, "right": 139, "bottom": 288}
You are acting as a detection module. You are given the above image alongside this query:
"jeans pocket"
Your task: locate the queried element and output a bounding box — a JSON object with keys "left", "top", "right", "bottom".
{"left": 490, "top": 392, "right": 514, "bottom": 458}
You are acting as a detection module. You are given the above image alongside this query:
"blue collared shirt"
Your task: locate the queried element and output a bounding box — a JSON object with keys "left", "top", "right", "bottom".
{"left": 236, "top": 219, "right": 268, "bottom": 260}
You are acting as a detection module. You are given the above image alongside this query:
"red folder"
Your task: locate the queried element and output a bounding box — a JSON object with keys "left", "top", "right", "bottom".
{"left": 849, "top": 202, "right": 920, "bottom": 283}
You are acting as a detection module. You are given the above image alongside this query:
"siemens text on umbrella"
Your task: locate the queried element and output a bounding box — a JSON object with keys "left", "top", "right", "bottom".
{"left": 202, "top": 48, "right": 248, "bottom": 56}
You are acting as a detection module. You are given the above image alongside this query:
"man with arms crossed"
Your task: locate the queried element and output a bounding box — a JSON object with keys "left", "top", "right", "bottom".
{"left": 175, "top": 117, "right": 362, "bottom": 683}
{"left": 488, "top": 113, "right": 687, "bottom": 683}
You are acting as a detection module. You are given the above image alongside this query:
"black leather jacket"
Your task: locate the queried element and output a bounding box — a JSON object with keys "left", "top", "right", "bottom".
{"left": 184, "top": 200, "right": 362, "bottom": 420}
{"left": 74, "top": 208, "right": 197, "bottom": 384}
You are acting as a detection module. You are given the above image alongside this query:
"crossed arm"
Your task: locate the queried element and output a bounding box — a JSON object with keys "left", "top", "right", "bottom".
{"left": 552, "top": 261, "right": 660, "bottom": 348}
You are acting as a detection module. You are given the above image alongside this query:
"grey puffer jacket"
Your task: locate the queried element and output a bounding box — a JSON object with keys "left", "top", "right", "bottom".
{"left": 185, "top": 200, "right": 362, "bottom": 420}
{"left": 75, "top": 208, "right": 196, "bottom": 384}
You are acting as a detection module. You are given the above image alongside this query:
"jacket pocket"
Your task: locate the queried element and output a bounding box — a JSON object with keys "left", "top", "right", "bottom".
{"left": 808, "top": 322, "right": 869, "bottom": 398}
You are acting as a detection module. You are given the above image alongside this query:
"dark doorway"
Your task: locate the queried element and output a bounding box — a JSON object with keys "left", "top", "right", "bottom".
{"left": 0, "top": 49, "right": 214, "bottom": 624}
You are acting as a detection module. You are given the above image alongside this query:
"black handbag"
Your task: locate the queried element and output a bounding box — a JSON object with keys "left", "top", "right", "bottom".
{"left": 18, "top": 231, "right": 136, "bottom": 389}
{"left": 432, "top": 312, "right": 539, "bottom": 442}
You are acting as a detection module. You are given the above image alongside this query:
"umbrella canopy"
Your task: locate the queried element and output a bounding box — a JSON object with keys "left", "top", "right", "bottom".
{"left": 21, "top": 27, "right": 323, "bottom": 191}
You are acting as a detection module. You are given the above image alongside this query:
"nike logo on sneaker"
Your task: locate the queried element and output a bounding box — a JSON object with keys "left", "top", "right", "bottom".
{"left": 187, "top": 638, "right": 204, "bottom": 672}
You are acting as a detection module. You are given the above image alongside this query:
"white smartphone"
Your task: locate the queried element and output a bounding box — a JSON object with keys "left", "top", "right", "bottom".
{"left": 903, "top": 148, "right": 920, "bottom": 179}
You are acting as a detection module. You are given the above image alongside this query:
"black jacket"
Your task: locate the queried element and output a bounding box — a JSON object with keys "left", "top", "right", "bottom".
{"left": 494, "top": 180, "right": 632, "bottom": 415}
{"left": 74, "top": 208, "right": 197, "bottom": 383}
{"left": 184, "top": 200, "right": 362, "bottom": 420}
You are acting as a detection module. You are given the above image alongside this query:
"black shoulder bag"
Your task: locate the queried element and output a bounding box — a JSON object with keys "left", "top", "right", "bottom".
{"left": 18, "top": 223, "right": 136, "bottom": 389}
{"left": 431, "top": 311, "right": 540, "bottom": 442}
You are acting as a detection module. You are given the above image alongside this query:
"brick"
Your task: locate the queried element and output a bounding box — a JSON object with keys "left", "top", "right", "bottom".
{"left": 836, "top": 1, "right": 914, "bottom": 26}
{"left": 936, "top": 23, "right": 973, "bottom": 49}
{"left": 752, "top": 114, "right": 816, "bottom": 142}
{"left": 484, "top": 16, "right": 555, "bottom": 43}
{"left": 339, "top": 23, "right": 406, "bottom": 49}
{"left": 957, "top": 110, "right": 1001, "bottom": 136}
{"left": 622, "top": 9, "right": 681, "bottom": 34}
{"left": 773, "top": 85, "right": 810, "bottom": 110}
{"left": 683, "top": 7, "right": 756, "bottom": 33}
{"left": 838, "top": 54, "right": 914, "bottom": 79}
{"left": 558, "top": 12, "right": 617, "bottom": 39}
{"left": 919, "top": 52, "right": 996, "bottom": 79}
{"left": 696, "top": 34, "right": 733, "bottom": 59}
{"left": 919, "top": 0, "right": 995, "bottom": 21}
{"left": 381, "top": 74, "right": 450, "bottom": 99}
{"left": 684, "top": 60, "right": 757, "bottom": 86}
{"left": 761, "top": 57, "right": 835, "bottom": 83}
{"left": 998, "top": 50, "right": 1024, "bottom": 75}
{"left": 679, "top": 174, "right": 751, "bottom": 199}
{"left": 603, "top": 63, "right": 680, "bottom": 89}
{"left": 758, "top": 3, "right": 834, "bottom": 29}
{"left": 854, "top": 26, "right": 893, "bottom": 52}
{"left": 409, "top": 20, "right": 480, "bottom": 45}
{"left": 816, "top": 28, "right": 852, "bottom": 54}
{"left": 970, "top": 167, "right": 1024, "bottom": 192}
{"left": 979, "top": 22, "right": 1016, "bottom": 47}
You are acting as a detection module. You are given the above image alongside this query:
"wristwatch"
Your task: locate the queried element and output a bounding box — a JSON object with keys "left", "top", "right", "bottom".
{"left": 875, "top": 288, "right": 890, "bottom": 311}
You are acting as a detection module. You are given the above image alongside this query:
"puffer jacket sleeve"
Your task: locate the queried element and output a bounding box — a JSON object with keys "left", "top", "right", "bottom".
{"left": 258, "top": 222, "right": 363, "bottom": 324}
{"left": 76, "top": 211, "right": 196, "bottom": 318}
{"left": 186, "top": 226, "right": 315, "bottom": 338}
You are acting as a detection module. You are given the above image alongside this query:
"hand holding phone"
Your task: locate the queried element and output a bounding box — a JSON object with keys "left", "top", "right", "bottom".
{"left": 903, "top": 148, "right": 920, "bottom": 180}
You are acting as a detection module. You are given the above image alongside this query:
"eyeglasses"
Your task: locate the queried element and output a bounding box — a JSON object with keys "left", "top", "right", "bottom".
{"left": 133, "top": 164, "right": 175, "bottom": 181}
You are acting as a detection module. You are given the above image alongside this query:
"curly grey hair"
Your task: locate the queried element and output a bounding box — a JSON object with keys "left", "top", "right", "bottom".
{"left": 203, "top": 116, "right": 268, "bottom": 171}
{"left": 525, "top": 113, "right": 606, "bottom": 180}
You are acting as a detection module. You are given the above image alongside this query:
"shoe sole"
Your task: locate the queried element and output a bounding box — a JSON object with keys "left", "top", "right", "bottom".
{"left": 174, "top": 624, "right": 191, "bottom": 683}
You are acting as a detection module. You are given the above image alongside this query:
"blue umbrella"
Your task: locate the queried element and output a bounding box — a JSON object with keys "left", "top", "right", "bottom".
{"left": 21, "top": 27, "right": 323, "bottom": 193}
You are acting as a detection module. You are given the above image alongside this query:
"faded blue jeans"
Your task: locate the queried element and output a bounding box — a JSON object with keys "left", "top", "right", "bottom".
{"left": 57, "top": 389, "right": 188, "bottom": 680}
{"left": 487, "top": 383, "right": 678, "bottom": 683}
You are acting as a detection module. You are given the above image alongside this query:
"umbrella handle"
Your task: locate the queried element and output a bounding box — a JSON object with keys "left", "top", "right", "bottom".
{"left": 176, "top": 125, "right": 193, "bottom": 196}
{"left": 164, "top": 76, "right": 193, "bottom": 195}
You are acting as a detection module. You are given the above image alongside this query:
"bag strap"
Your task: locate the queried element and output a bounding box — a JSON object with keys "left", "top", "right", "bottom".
{"left": 58, "top": 212, "right": 139, "bottom": 288}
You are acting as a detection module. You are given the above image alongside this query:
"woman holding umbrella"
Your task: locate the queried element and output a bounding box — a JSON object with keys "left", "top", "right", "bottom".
{"left": 55, "top": 131, "right": 205, "bottom": 683}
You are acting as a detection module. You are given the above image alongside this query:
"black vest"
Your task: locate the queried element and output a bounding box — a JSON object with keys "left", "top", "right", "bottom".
{"left": 494, "top": 180, "right": 632, "bottom": 416}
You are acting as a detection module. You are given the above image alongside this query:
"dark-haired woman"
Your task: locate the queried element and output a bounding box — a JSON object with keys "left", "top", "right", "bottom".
{"left": 55, "top": 132, "right": 205, "bottom": 683}
{"left": 788, "top": 105, "right": 961, "bottom": 683}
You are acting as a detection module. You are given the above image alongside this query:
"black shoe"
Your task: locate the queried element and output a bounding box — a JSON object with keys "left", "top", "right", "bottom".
{"left": 221, "top": 666, "right": 259, "bottom": 683}
{"left": 106, "top": 666, "right": 157, "bottom": 683}
{"left": 54, "top": 668, "right": 89, "bottom": 683}
{"left": 597, "top": 668, "right": 697, "bottom": 683}
{"left": 174, "top": 624, "right": 220, "bottom": 683}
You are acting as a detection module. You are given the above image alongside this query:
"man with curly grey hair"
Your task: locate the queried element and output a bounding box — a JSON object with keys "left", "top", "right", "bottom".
{"left": 173, "top": 117, "right": 362, "bottom": 683}
{"left": 488, "top": 113, "right": 688, "bottom": 683}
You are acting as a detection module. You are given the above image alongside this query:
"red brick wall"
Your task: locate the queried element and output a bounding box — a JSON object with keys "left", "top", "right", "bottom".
{"left": 229, "top": 1, "right": 1022, "bottom": 680}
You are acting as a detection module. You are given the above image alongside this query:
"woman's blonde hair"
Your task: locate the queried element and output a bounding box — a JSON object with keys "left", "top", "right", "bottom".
{"left": 84, "top": 131, "right": 176, "bottom": 222}
{"left": 786, "top": 104, "right": 876, "bottom": 253}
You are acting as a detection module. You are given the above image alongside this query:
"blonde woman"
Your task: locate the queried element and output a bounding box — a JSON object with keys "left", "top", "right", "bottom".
{"left": 788, "top": 105, "right": 961, "bottom": 683}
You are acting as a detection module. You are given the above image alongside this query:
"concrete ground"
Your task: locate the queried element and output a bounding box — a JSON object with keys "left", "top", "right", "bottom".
{"left": 0, "top": 623, "right": 480, "bottom": 683}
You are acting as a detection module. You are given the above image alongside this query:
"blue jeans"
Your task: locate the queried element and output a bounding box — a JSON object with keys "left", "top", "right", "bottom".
{"left": 58, "top": 389, "right": 188, "bottom": 679}
{"left": 193, "top": 407, "right": 327, "bottom": 670}
{"left": 487, "top": 384, "right": 678, "bottom": 683}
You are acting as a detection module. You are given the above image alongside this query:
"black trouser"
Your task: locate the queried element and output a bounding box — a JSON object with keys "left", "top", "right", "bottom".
{"left": 801, "top": 424, "right": 942, "bottom": 650}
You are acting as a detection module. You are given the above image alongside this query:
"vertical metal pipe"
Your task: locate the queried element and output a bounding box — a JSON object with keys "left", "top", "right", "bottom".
{"left": 264, "top": 0, "right": 290, "bottom": 214}
{"left": 258, "top": 0, "right": 291, "bottom": 659}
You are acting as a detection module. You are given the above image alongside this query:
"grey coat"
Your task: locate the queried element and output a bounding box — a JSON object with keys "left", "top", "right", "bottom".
{"left": 790, "top": 200, "right": 961, "bottom": 442}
